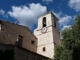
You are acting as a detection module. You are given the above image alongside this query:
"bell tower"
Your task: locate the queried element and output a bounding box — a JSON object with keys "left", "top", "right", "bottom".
{"left": 34, "top": 12, "right": 61, "bottom": 59}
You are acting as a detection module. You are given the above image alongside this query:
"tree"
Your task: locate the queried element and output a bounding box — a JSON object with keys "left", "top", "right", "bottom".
{"left": 54, "top": 46, "right": 63, "bottom": 60}
{"left": 71, "top": 14, "right": 80, "bottom": 60}
{"left": 54, "top": 14, "right": 80, "bottom": 60}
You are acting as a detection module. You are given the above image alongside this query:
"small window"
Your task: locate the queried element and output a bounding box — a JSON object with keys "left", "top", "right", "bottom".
{"left": 31, "top": 40, "right": 35, "bottom": 45}
{"left": 16, "top": 35, "right": 23, "bottom": 47}
{"left": 43, "top": 17, "right": 46, "bottom": 27}
{"left": 43, "top": 47, "right": 46, "bottom": 51}
{"left": 54, "top": 19, "right": 56, "bottom": 27}
{"left": 18, "top": 35, "right": 23, "bottom": 41}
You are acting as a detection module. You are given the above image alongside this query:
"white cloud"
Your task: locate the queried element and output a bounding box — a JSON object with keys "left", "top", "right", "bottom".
{"left": 59, "top": 15, "right": 72, "bottom": 26}
{"left": 42, "top": 0, "right": 53, "bottom": 4}
{"left": 0, "top": 9, "right": 8, "bottom": 18}
{"left": 53, "top": 11, "right": 73, "bottom": 27}
{"left": 61, "top": 25, "right": 71, "bottom": 31}
{"left": 0, "top": 9, "right": 5, "bottom": 15}
{"left": 8, "top": 3, "right": 47, "bottom": 29}
{"left": 68, "top": 0, "right": 80, "bottom": 12}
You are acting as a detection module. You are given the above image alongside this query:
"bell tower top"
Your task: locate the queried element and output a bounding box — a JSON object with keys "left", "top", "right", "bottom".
{"left": 37, "top": 12, "right": 58, "bottom": 30}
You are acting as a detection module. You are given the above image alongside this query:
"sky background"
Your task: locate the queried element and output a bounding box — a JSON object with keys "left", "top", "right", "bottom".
{"left": 0, "top": 0, "right": 80, "bottom": 32}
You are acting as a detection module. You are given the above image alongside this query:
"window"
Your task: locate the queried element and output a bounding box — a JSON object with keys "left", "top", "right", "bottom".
{"left": 43, "top": 17, "right": 46, "bottom": 27}
{"left": 16, "top": 35, "right": 23, "bottom": 47}
{"left": 31, "top": 40, "right": 35, "bottom": 45}
{"left": 54, "top": 19, "right": 56, "bottom": 27}
{"left": 43, "top": 47, "right": 46, "bottom": 51}
{"left": 18, "top": 35, "right": 23, "bottom": 41}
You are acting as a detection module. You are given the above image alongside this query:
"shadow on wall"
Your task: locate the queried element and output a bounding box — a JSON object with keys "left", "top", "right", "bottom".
{"left": 0, "top": 50, "right": 14, "bottom": 60}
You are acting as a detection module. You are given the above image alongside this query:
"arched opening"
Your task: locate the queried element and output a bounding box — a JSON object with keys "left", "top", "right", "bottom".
{"left": 43, "top": 17, "right": 46, "bottom": 27}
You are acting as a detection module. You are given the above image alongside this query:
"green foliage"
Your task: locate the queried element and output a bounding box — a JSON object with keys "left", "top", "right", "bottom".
{"left": 54, "top": 14, "right": 80, "bottom": 60}
{"left": 72, "top": 45, "right": 80, "bottom": 60}
{"left": 61, "top": 28, "right": 75, "bottom": 50}
{"left": 54, "top": 46, "right": 63, "bottom": 60}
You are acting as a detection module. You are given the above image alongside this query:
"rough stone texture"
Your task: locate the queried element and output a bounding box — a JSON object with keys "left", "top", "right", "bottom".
{"left": 34, "top": 12, "right": 61, "bottom": 59}
{"left": 53, "top": 28, "right": 61, "bottom": 46}
{"left": 51, "top": 13, "right": 61, "bottom": 46}
{"left": 0, "top": 44, "right": 14, "bottom": 50}
{"left": 0, "top": 20, "right": 50, "bottom": 60}
{"left": 0, "top": 20, "right": 37, "bottom": 52}
{"left": 0, "top": 44, "right": 49, "bottom": 60}
{"left": 0, "top": 44, "right": 14, "bottom": 60}
{"left": 14, "top": 46, "right": 49, "bottom": 60}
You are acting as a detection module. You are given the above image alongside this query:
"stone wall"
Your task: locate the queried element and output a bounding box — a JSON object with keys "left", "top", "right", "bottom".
{"left": 0, "top": 44, "right": 14, "bottom": 50}
{"left": 0, "top": 20, "right": 37, "bottom": 52}
{"left": 0, "top": 44, "right": 14, "bottom": 60}
{"left": 0, "top": 44, "right": 49, "bottom": 60}
{"left": 14, "top": 46, "right": 49, "bottom": 60}
{"left": 53, "top": 27, "right": 61, "bottom": 46}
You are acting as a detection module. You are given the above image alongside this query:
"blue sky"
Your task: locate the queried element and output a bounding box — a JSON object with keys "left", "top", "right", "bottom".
{"left": 0, "top": 0, "right": 80, "bottom": 32}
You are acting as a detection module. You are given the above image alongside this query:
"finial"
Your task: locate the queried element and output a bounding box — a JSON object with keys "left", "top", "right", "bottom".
{"left": 15, "top": 20, "right": 19, "bottom": 24}
{"left": 46, "top": 7, "right": 49, "bottom": 13}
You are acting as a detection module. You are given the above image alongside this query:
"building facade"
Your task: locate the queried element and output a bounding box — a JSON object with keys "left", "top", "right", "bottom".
{"left": 0, "top": 20, "right": 48, "bottom": 60}
{"left": 0, "top": 12, "right": 60, "bottom": 60}
{"left": 34, "top": 12, "right": 61, "bottom": 59}
{"left": 0, "top": 20, "right": 37, "bottom": 52}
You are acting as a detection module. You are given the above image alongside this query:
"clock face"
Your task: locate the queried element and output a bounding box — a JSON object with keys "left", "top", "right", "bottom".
{"left": 41, "top": 27, "right": 47, "bottom": 33}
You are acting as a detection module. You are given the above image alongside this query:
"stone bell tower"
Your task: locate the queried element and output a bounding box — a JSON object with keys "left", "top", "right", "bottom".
{"left": 34, "top": 12, "right": 61, "bottom": 59}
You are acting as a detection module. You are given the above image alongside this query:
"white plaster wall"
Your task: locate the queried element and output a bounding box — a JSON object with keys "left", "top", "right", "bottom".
{"left": 37, "top": 43, "right": 54, "bottom": 58}
{"left": 34, "top": 27, "right": 55, "bottom": 58}
{"left": 34, "top": 26, "right": 53, "bottom": 36}
{"left": 37, "top": 31, "right": 54, "bottom": 46}
{"left": 34, "top": 13, "right": 55, "bottom": 59}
